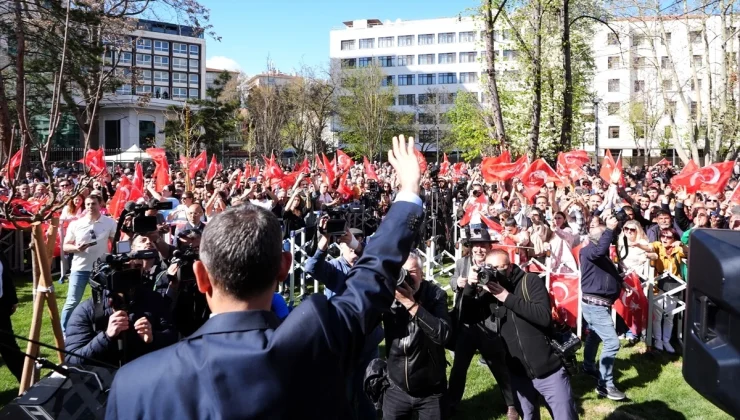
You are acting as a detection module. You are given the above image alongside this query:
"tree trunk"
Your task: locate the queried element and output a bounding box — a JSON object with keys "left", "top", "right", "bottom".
{"left": 483, "top": 0, "right": 508, "bottom": 150}
{"left": 559, "top": 0, "right": 573, "bottom": 153}
{"left": 528, "top": 1, "right": 543, "bottom": 159}
{"left": 13, "top": 0, "right": 33, "bottom": 157}
{"left": 0, "top": 75, "right": 11, "bottom": 160}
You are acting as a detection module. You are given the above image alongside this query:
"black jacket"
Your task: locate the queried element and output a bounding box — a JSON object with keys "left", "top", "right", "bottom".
{"left": 0, "top": 259, "right": 18, "bottom": 317}
{"left": 580, "top": 228, "right": 623, "bottom": 302}
{"left": 450, "top": 258, "right": 499, "bottom": 332}
{"left": 383, "top": 281, "right": 450, "bottom": 396}
{"left": 495, "top": 265, "right": 561, "bottom": 379}
{"left": 64, "top": 287, "right": 177, "bottom": 367}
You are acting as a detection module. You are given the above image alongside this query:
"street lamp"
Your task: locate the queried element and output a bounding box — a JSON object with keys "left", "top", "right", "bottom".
{"left": 593, "top": 97, "right": 601, "bottom": 163}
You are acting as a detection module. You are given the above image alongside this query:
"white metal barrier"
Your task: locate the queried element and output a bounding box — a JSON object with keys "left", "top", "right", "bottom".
{"left": 645, "top": 270, "right": 687, "bottom": 348}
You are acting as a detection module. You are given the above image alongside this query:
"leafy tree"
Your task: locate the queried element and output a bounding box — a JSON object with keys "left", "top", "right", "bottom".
{"left": 445, "top": 91, "right": 493, "bottom": 160}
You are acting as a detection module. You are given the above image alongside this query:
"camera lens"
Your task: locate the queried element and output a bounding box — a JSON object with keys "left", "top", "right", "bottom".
{"left": 396, "top": 268, "right": 410, "bottom": 287}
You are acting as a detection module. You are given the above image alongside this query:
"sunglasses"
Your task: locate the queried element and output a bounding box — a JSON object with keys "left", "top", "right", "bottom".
{"left": 706, "top": 199, "right": 718, "bottom": 202}
{"left": 660, "top": 234, "right": 674, "bottom": 239}
{"left": 59, "top": 184, "right": 70, "bottom": 187}
{"left": 623, "top": 227, "right": 637, "bottom": 233}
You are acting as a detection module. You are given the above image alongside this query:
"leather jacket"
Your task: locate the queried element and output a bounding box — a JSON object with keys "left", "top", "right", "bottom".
{"left": 382, "top": 281, "right": 451, "bottom": 396}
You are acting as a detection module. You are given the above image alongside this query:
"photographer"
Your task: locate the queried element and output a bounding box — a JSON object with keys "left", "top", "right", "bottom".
{"left": 163, "top": 229, "right": 207, "bottom": 337}
{"left": 381, "top": 252, "right": 450, "bottom": 420}
{"left": 480, "top": 250, "right": 577, "bottom": 420}
{"left": 64, "top": 241, "right": 177, "bottom": 367}
{"left": 448, "top": 229, "right": 516, "bottom": 419}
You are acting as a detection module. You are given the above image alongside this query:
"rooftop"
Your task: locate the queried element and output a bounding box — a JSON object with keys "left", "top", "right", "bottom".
{"left": 135, "top": 19, "right": 204, "bottom": 39}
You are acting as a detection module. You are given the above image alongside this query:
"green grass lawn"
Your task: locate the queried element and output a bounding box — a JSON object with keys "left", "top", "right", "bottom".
{"left": 0, "top": 276, "right": 731, "bottom": 419}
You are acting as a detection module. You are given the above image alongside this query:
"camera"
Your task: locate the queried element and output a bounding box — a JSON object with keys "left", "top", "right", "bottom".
{"left": 396, "top": 268, "right": 414, "bottom": 287}
{"left": 170, "top": 247, "right": 199, "bottom": 283}
{"left": 321, "top": 205, "right": 348, "bottom": 236}
{"left": 477, "top": 264, "right": 504, "bottom": 286}
{"left": 89, "top": 247, "right": 158, "bottom": 310}
{"left": 121, "top": 201, "right": 173, "bottom": 234}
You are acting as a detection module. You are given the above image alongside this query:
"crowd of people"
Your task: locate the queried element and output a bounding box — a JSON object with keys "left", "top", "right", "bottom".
{"left": 0, "top": 142, "right": 738, "bottom": 419}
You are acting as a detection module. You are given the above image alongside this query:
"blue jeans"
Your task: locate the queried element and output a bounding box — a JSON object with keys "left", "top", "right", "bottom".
{"left": 61, "top": 271, "right": 91, "bottom": 334}
{"left": 581, "top": 303, "right": 620, "bottom": 388}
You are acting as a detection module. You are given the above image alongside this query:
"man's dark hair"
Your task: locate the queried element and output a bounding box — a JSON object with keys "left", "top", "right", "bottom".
{"left": 504, "top": 218, "right": 518, "bottom": 228}
{"left": 656, "top": 209, "right": 672, "bottom": 219}
{"left": 199, "top": 204, "right": 282, "bottom": 300}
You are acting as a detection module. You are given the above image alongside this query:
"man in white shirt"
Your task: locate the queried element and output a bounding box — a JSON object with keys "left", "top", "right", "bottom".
{"left": 60, "top": 195, "right": 117, "bottom": 334}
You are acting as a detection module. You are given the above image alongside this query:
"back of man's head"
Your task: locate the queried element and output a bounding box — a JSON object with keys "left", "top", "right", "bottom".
{"left": 589, "top": 226, "right": 606, "bottom": 245}
{"left": 200, "top": 204, "right": 282, "bottom": 300}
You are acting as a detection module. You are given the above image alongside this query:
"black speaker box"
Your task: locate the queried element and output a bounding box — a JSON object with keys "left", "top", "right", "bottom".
{"left": 684, "top": 229, "right": 740, "bottom": 417}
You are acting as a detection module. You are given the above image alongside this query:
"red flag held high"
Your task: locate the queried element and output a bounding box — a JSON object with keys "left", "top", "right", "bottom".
{"left": 517, "top": 158, "right": 562, "bottom": 199}
{"left": 482, "top": 154, "right": 528, "bottom": 183}
{"left": 414, "top": 149, "right": 427, "bottom": 174}
{"left": 670, "top": 160, "right": 699, "bottom": 189}
{"left": 108, "top": 176, "right": 143, "bottom": 218}
{"left": 459, "top": 194, "right": 488, "bottom": 226}
{"left": 146, "top": 148, "right": 170, "bottom": 192}
{"left": 6, "top": 149, "right": 23, "bottom": 179}
{"left": 613, "top": 272, "right": 648, "bottom": 336}
{"left": 670, "top": 160, "right": 734, "bottom": 195}
{"left": 263, "top": 155, "right": 284, "bottom": 180}
{"left": 79, "top": 149, "right": 106, "bottom": 176}
{"left": 440, "top": 153, "right": 450, "bottom": 176}
{"left": 133, "top": 162, "right": 144, "bottom": 192}
{"left": 314, "top": 154, "right": 322, "bottom": 171}
{"left": 480, "top": 214, "right": 503, "bottom": 233}
{"left": 556, "top": 152, "right": 587, "bottom": 182}
{"left": 730, "top": 182, "right": 740, "bottom": 205}
{"left": 322, "top": 154, "right": 336, "bottom": 186}
{"left": 206, "top": 154, "right": 218, "bottom": 181}
{"left": 363, "top": 157, "right": 378, "bottom": 181}
{"left": 336, "top": 172, "right": 353, "bottom": 201}
{"left": 599, "top": 150, "right": 617, "bottom": 184}
{"left": 188, "top": 151, "right": 207, "bottom": 179}
{"left": 335, "top": 150, "right": 353, "bottom": 172}
{"left": 655, "top": 158, "right": 671, "bottom": 166}
{"left": 549, "top": 273, "right": 580, "bottom": 328}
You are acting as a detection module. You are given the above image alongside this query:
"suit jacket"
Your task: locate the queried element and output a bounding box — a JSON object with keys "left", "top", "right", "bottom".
{"left": 0, "top": 259, "right": 18, "bottom": 317}
{"left": 105, "top": 199, "right": 423, "bottom": 420}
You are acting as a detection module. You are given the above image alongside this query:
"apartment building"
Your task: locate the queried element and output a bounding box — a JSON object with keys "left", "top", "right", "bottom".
{"left": 97, "top": 19, "right": 207, "bottom": 150}
{"left": 329, "top": 17, "right": 518, "bottom": 150}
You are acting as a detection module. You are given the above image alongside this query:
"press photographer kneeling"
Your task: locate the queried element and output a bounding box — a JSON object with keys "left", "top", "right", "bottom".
{"left": 64, "top": 235, "right": 177, "bottom": 367}
{"left": 480, "top": 249, "right": 577, "bottom": 420}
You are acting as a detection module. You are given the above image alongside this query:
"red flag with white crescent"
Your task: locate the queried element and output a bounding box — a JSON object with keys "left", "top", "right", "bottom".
{"left": 481, "top": 155, "right": 528, "bottom": 183}
{"left": 517, "top": 158, "right": 562, "bottom": 199}
{"left": 206, "top": 154, "right": 218, "bottom": 182}
{"left": 6, "top": 149, "right": 23, "bottom": 179}
{"left": 548, "top": 273, "right": 580, "bottom": 328}
{"left": 335, "top": 150, "right": 353, "bottom": 172}
{"left": 671, "top": 161, "right": 734, "bottom": 195}
{"left": 459, "top": 194, "right": 488, "bottom": 226}
{"left": 440, "top": 153, "right": 450, "bottom": 176}
{"left": 108, "top": 176, "right": 143, "bottom": 218}
{"left": 146, "top": 148, "right": 170, "bottom": 192}
{"left": 363, "top": 157, "right": 378, "bottom": 181}
{"left": 133, "top": 162, "right": 144, "bottom": 192}
{"left": 613, "top": 272, "right": 648, "bottom": 336}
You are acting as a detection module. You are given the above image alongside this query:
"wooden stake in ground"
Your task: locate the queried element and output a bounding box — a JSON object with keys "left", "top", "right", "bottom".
{"left": 18, "top": 219, "right": 64, "bottom": 395}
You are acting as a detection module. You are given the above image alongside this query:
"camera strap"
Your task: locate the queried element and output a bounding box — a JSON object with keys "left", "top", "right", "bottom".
{"left": 92, "top": 289, "right": 108, "bottom": 333}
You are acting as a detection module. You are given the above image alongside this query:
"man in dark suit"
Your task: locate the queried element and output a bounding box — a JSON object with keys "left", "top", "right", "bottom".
{"left": 106, "top": 136, "right": 424, "bottom": 419}
{"left": 0, "top": 254, "right": 24, "bottom": 382}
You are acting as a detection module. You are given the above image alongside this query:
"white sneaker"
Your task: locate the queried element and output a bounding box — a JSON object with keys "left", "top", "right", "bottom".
{"left": 663, "top": 341, "right": 675, "bottom": 353}
{"left": 654, "top": 339, "right": 663, "bottom": 351}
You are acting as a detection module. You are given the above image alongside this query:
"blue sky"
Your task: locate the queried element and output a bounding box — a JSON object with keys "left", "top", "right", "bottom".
{"left": 199, "top": 0, "right": 479, "bottom": 75}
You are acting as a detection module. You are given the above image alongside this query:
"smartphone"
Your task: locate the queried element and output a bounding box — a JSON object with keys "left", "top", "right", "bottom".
{"left": 546, "top": 207, "right": 553, "bottom": 221}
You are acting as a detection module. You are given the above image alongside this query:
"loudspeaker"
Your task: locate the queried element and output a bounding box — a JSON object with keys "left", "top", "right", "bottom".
{"left": 684, "top": 229, "right": 740, "bottom": 418}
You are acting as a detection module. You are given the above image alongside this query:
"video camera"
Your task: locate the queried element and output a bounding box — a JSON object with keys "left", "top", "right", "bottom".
{"left": 89, "top": 242, "right": 158, "bottom": 310}
{"left": 170, "top": 246, "right": 199, "bottom": 283}
{"left": 121, "top": 200, "right": 173, "bottom": 235}
{"left": 364, "top": 180, "right": 381, "bottom": 208}
{"left": 320, "top": 205, "right": 349, "bottom": 236}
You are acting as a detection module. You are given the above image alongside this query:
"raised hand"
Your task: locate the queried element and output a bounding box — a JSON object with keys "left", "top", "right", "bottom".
{"left": 387, "top": 135, "right": 420, "bottom": 196}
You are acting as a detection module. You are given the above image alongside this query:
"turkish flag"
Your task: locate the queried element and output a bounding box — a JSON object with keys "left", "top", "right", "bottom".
{"left": 187, "top": 151, "right": 207, "bottom": 179}
{"left": 6, "top": 149, "right": 23, "bottom": 179}
{"left": 336, "top": 172, "right": 353, "bottom": 201}
{"left": 482, "top": 154, "right": 528, "bottom": 183}
{"left": 322, "top": 154, "right": 336, "bottom": 186}
{"left": 314, "top": 154, "right": 322, "bottom": 171}
{"left": 671, "top": 161, "right": 734, "bottom": 195}
{"left": 414, "top": 149, "right": 427, "bottom": 174}
{"left": 79, "top": 149, "right": 106, "bottom": 176}
{"left": 133, "top": 162, "right": 144, "bottom": 192}
{"left": 599, "top": 150, "right": 618, "bottom": 184}
{"left": 669, "top": 160, "right": 698, "bottom": 189}
{"left": 518, "top": 158, "right": 562, "bottom": 199}
{"left": 440, "top": 153, "right": 450, "bottom": 176}
{"left": 480, "top": 214, "right": 503, "bottom": 233}
{"left": 613, "top": 272, "right": 648, "bottom": 336}
{"left": 363, "top": 157, "right": 378, "bottom": 181}
{"left": 481, "top": 152, "right": 514, "bottom": 183}
{"left": 451, "top": 162, "right": 465, "bottom": 179}
{"left": 556, "top": 151, "right": 589, "bottom": 182}
{"left": 108, "top": 176, "right": 143, "bottom": 218}
{"left": 294, "top": 157, "right": 310, "bottom": 174}
{"left": 335, "top": 150, "right": 353, "bottom": 172}
{"left": 730, "top": 183, "right": 740, "bottom": 205}
{"left": 549, "top": 273, "right": 580, "bottom": 328}
{"left": 206, "top": 154, "right": 218, "bottom": 181}
{"left": 459, "top": 194, "right": 489, "bottom": 226}
{"left": 263, "top": 155, "right": 284, "bottom": 180}
{"left": 146, "top": 148, "right": 170, "bottom": 192}
{"left": 655, "top": 158, "right": 671, "bottom": 166}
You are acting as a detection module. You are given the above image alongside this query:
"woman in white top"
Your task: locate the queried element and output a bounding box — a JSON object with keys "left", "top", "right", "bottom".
{"left": 58, "top": 195, "right": 85, "bottom": 282}
{"left": 617, "top": 220, "right": 657, "bottom": 279}
{"left": 549, "top": 211, "right": 585, "bottom": 274}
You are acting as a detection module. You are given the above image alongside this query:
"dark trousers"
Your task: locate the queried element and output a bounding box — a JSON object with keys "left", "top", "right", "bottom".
{"left": 0, "top": 312, "right": 24, "bottom": 382}
{"left": 510, "top": 367, "right": 578, "bottom": 420}
{"left": 382, "top": 381, "right": 444, "bottom": 420}
{"left": 448, "top": 323, "right": 515, "bottom": 409}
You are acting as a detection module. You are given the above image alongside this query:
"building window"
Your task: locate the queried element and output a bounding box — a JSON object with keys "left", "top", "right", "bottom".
{"left": 418, "top": 113, "right": 436, "bottom": 124}
{"left": 103, "top": 50, "right": 114, "bottom": 65}
{"left": 397, "top": 75, "right": 414, "bottom": 86}
{"left": 607, "top": 56, "right": 620, "bottom": 69}
{"left": 136, "top": 38, "right": 152, "bottom": 50}
{"left": 635, "top": 125, "right": 645, "bottom": 138}
{"left": 153, "top": 86, "right": 169, "bottom": 99}
{"left": 189, "top": 88, "right": 199, "bottom": 98}
{"left": 358, "top": 57, "right": 373, "bottom": 67}
{"left": 438, "top": 53, "right": 455, "bottom": 64}
{"left": 398, "top": 35, "right": 413, "bottom": 47}
{"left": 139, "top": 69, "right": 152, "bottom": 82}
{"left": 608, "top": 126, "right": 620, "bottom": 139}
{"left": 418, "top": 54, "right": 434, "bottom": 65}
{"left": 690, "top": 31, "right": 702, "bottom": 43}
{"left": 398, "top": 94, "right": 415, "bottom": 106}
{"left": 607, "top": 102, "right": 619, "bottom": 115}
{"left": 692, "top": 55, "right": 702, "bottom": 68}
{"left": 417, "top": 129, "right": 434, "bottom": 143}
{"left": 608, "top": 78, "right": 620, "bottom": 92}
{"left": 172, "top": 87, "right": 187, "bottom": 99}
{"left": 632, "top": 34, "right": 645, "bottom": 46}
{"left": 341, "top": 58, "right": 356, "bottom": 68}
{"left": 172, "top": 57, "right": 187, "bottom": 70}
{"left": 172, "top": 72, "right": 188, "bottom": 84}
{"left": 381, "top": 75, "right": 394, "bottom": 87}
{"left": 378, "top": 36, "right": 394, "bottom": 48}
{"left": 418, "top": 74, "right": 435, "bottom": 85}
{"left": 661, "top": 33, "right": 671, "bottom": 45}
{"left": 136, "top": 54, "right": 151, "bottom": 66}
{"left": 459, "top": 52, "right": 477, "bottom": 63}
{"left": 439, "top": 92, "right": 457, "bottom": 104}
{"left": 665, "top": 101, "right": 676, "bottom": 116}
{"left": 459, "top": 72, "right": 478, "bottom": 83}
{"left": 502, "top": 50, "right": 517, "bottom": 61}
{"left": 438, "top": 73, "right": 456, "bottom": 84}
{"left": 634, "top": 80, "right": 645, "bottom": 92}
{"left": 690, "top": 101, "right": 697, "bottom": 117}
{"left": 189, "top": 59, "right": 199, "bottom": 71}
{"left": 359, "top": 38, "right": 374, "bottom": 49}
{"left": 154, "top": 40, "right": 169, "bottom": 53}
{"left": 118, "top": 52, "right": 131, "bottom": 65}
{"left": 136, "top": 85, "right": 152, "bottom": 95}
{"left": 189, "top": 44, "right": 199, "bottom": 55}
{"left": 154, "top": 55, "right": 169, "bottom": 67}
{"left": 661, "top": 56, "right": 671, "bottom": 69}
{"left": 662, "top": 79, "right": 672, "bottom": 90}
{"left": 397, "top": 55, "right": 413, "bottom": 66}
{"left": 438, "top": 32, "right": 455, "bottom": 44}
{"left": 418, "top": 34, "right": 434, "bottom": 45}
{"left": 418, "top": 93, "right": 436, "bottom": 104}
{"left": 189, "top": 74, "right": 199, "bottom": 85}
{"left": 173, "top": 42, "right": 188, "bottom": 54}
{"left": 340, "top": 40, "right": 355, "bottom": 50}
{"left": 633, "top": 56, "right": 646, "bottom": 67}
{"left": 154, "top": 71, "right": 168, "bottom": 82}
{"left": 115, "top": 84, "right": 132, "bottom": 95}
{"left": 378, "top": 56, "right": 394, "bottom": 67}
{"left": 607, "top": 33, "right": 619, "bottom": 45}
{"left": 691, "top": 78, "right": 702, "bottom": 91}
{"left": 459, "top": 31, "right": 475, "bottom": 43}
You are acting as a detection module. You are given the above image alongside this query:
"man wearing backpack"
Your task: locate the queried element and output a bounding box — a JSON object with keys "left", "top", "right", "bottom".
{"left": 480, "top": 249, "right": 577, "bottom": 420}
